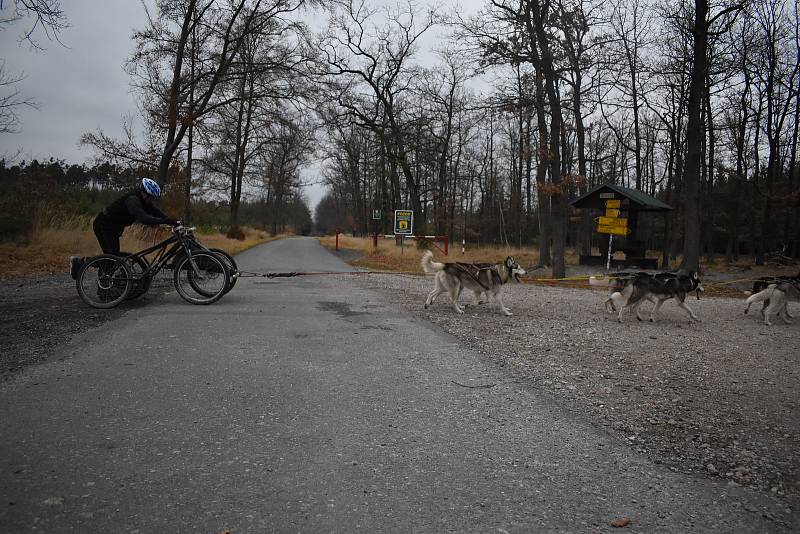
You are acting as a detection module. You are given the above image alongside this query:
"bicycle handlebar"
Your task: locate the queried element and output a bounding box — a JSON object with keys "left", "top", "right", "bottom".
{"left": 171, "top": 225, "right": 197, "bottom": 235}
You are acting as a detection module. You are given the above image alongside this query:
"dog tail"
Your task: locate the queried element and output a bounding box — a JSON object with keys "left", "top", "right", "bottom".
{"left": 421, "top": 250, "right": 445, "bottom": 273}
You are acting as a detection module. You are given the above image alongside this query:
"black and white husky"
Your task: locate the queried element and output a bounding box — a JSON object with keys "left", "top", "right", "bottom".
{"left": 604, "top": 271, "right": 704, "bottom": 323}
{"left": 744, "top": 280, "right": 800, "bottom": 325}
{"left": 420, "top": 250, "right": 526, "bottom": 316}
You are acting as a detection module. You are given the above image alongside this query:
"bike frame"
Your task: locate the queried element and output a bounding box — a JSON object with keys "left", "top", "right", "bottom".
{"left": 124, "top": 228, "right": 203, "bottom": 281}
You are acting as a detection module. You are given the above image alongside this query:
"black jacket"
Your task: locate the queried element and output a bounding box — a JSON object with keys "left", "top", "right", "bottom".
{"left": 96, "top": 192, "right": 173, "bottom": 231}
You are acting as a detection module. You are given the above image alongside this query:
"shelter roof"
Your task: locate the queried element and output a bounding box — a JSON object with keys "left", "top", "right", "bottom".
{"left": 570, "top": 183, "right": 672, "bottom": 211}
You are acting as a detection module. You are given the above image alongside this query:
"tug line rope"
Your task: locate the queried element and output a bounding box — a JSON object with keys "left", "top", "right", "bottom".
{"left": 237, "top": 270, "right": 420, "bottom": 278}
{"left": 236, "top": 269, "right": 776, "bottom": 289}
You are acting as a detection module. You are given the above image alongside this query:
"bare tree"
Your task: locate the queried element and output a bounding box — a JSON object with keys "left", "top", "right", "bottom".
{"left": 682, "top": 0, "right": 745, "bottom": 271}
{"left": 316, "top": 0, "right": 437, "bottom": 227}
{"left": 0, "top": 0, "right": 67, "bottom": 47}
{"left": 417, "top": 48, "right": 472, "bottom": 235}
{"left": 119, "top": 0, "right": 307, "bottom": 187}
{"left": 0, "top": 0, "right": 66, "bottom": 136}
{"left": 598, "top": 0, "right": 653, "bottom": 191}
{"left": 0, "top": 60, "right": 36, "bottom": 133}
{"left": 747, "top": 0, "right": 800, "bottom": 262}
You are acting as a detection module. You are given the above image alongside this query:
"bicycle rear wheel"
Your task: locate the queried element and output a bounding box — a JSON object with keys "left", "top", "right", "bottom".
{"left": 76, "top": 254, "right": 132, "bottom": 309}
{"left": 173, "top": 251, "right": 230, "bottom": 305}
{"left": 120, "top": 253, "right": 151, "bottom": 300}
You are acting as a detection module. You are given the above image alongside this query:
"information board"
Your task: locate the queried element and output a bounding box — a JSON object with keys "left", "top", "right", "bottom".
{"left": 394, "top": 210, "right": 414, "bottom": 235}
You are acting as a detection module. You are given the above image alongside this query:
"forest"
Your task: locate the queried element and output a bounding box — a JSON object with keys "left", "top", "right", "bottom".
{"left": 0, "top": 159, "right": 312, "bottom": 238}
{"left": 1, "top": 0, "right": 798, "bottom": 277}
{"left": 313, "top": 0, "right": 800, "bottom": 277}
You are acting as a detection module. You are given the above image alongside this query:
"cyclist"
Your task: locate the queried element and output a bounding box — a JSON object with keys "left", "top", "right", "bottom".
{"left": 70, "top": 178, "right": 180, "bottom": 279}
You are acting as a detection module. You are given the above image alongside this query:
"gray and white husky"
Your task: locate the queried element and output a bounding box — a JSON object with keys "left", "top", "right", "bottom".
{"left": 605, "top": 271, "right": 704, "bottom": 323}
{"left": 744, "top": 281, "right": 800, "bottom": 325}
{"left": 420, "top": 250, "right": 526, "bottom": 316}
{"left": 743, "top": 272, "right": 800, "bottom": 323}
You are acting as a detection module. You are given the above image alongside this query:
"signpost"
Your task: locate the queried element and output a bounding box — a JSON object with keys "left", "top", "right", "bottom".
{"left": 596, "top": 216, "right": 628, "bottom": 227}
{"left": 372, "top": 209, "right": 381, "bottom": 248}
{"left": 393, "top": 210, "right": 414, "bottom": 255}
{"left": 394, "top": 210, "right": 413, "bottom": 235}
{"left": 595, "top": 199, "right": 627, "bottom": 269}
{"left": 596, "top": 225, "right": 631, "bottom": 236}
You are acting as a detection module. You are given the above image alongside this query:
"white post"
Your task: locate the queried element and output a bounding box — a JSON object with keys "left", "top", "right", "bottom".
{"left": 461, "top": 238, "right": 465, "bottom": 255}
{"left": 606, "top": 234, "right": 613, "bottom": 270}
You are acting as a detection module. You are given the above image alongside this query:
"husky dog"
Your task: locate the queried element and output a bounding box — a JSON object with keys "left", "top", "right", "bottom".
{"left": 592, "top": 272, "right": 651, "bottom": 312}
{"left": 744, "top": 272, "right": 800, "bottom": 319}
{"left": 420, "top": 250, "right": 526, "bottom": 316}
{"left": 607, "top": 271, "right": 704, "bottom": 323}
{"left": 744, "top": 281, "right": 800, "bottom": 325}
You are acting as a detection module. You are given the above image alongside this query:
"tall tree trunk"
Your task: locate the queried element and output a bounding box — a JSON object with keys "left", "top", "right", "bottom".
{"left": 789, "top": 92, "right": 800, "bottom": 256}
{"left": 533, "top": 71, "right": 551, "bottom": 266}
{"left": 183, "top": 6, "right": 197, "bottom": 223}
{"left": 704, "top": 71, "right": 716, "bottom": 262}
{"left": 682, "top": 0, "right": 708, "bottom": 272}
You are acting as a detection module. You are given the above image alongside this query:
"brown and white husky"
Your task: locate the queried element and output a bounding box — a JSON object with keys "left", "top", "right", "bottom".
{"left": 420, "top": 250, "right": 526, "bottom": 316}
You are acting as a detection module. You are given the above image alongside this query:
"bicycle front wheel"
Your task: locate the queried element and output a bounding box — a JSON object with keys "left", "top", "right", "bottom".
{"left": 173, "top": 251, "right": 230, "bottom": 305}
{"left": 208, "top": 248, "right": 238, "bottom": 293}
{"left": 76, "top": 254, "right": 132, "bottom": 309}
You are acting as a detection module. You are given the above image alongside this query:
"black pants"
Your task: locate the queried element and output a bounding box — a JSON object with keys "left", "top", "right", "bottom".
{"left": 93, "top": 215, "right": 122, "bottom": 255}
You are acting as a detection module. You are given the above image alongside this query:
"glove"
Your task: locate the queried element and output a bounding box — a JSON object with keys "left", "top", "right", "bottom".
{"left": 165, "top": 218, "right": 180, "bottom": 227}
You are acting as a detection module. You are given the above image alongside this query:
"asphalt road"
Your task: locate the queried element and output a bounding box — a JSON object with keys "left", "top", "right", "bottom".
{"left": 0, "top": 237, "right": 791, "bottom": 533}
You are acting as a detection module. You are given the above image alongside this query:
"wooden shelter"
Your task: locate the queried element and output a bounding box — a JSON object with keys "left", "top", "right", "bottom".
{"left": 570, "top": 184, "right": 672, "bottom": 269}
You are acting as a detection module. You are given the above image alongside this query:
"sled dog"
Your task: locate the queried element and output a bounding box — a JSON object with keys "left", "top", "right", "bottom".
{"left": 744, "top": 281, "right": 800, "bottom": 325}
{"left": 606, "top": 271, "right": 704, "bottom": 323}
{"left": 420, "top": 250, "right": 526, "bottom": 316}
{"left": 592, "top": 272, "right": 651, "bottom": 312}
{"left": 744, "top": 272, "right": 800, "bottom": 320}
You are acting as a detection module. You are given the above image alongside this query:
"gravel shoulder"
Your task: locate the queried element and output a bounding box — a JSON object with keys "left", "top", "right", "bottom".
{"left": 0, "top": 273, "right": 172, "bottom": 378}
{"left": 352, "top": 272, "right": 800, "bottom": 515}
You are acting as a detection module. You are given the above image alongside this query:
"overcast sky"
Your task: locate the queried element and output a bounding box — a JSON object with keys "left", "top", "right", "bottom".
{"left": 0, "top": 0, "right": 479, "bottom": 210}
{"left": 0, "top": 1, "right": 146, "bottom": 162}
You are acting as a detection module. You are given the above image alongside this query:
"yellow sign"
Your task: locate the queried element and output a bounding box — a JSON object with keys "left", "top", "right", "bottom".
{"left": 597, "top": 224, "right": 631, "bottom": 236}
{"left": 605, "top": 208, "right": 621, "bottom": 218}
{"left": 394, "top": 210, "right": 414, "bottom": 235}
{"left": 596, "top": 216, "right": 628, "bottom": 227}
{"left": 605, "top": 199, "right": 621, "bottom": 209}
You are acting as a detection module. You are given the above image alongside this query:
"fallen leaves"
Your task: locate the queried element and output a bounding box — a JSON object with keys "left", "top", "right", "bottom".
{"left": 610, "top": 517, "right": 631, "bottom": 528}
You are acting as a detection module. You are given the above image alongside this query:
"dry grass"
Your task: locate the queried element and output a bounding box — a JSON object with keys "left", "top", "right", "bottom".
{"left": 198, "top": 228, "right": 286, "bottom": 256}
{"left": 0, "top": 225, "right": 280, "bottom": 279}
{"left": 318, "top": 235, "right": 542, "bottom": 274}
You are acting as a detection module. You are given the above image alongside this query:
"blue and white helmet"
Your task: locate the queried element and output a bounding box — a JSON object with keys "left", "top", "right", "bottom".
{"left": 141, "top": 177, "right": 161, "bottom": 198}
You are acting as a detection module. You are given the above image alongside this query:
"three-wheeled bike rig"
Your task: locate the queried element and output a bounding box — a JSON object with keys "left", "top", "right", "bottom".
{"left": 75, "top": 225, "right": 239, "bottom": 309}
